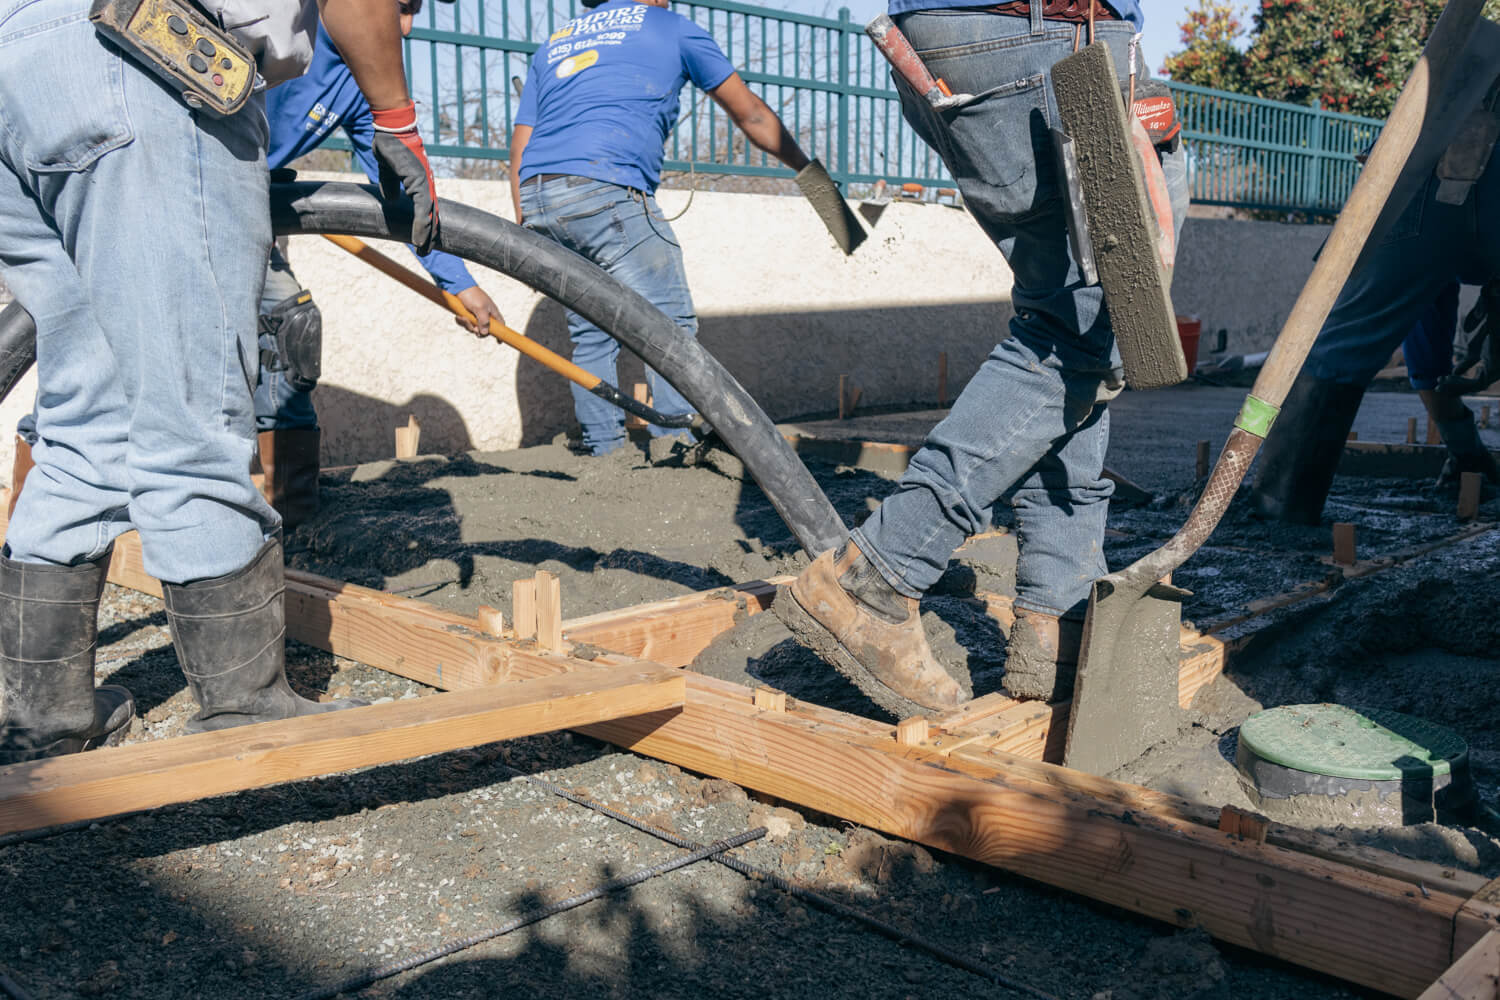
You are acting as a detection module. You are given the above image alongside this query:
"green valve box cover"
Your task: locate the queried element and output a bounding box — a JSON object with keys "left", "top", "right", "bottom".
{"left": 1238, "top": 704, "right": 1467, "bottom": 781}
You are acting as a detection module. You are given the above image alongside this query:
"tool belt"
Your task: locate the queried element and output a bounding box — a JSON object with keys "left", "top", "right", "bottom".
{"left": 988, "top": 0, "right": 1119, "bottom": 23}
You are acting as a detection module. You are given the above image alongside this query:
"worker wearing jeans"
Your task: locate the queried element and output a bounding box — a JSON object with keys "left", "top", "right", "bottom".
{"left": 0, "top": 0, "right": 437, "bottom": 760}
{"left": 509, "top": 0, "right": 812, "bottom": 456}
{"left": 1250, "top": 97, "right": 1500, "bottom": 525}
{"left": 517, "top": 176, "right": 697, "bottom": 455}
{"left": 778, "top": 2, "right": 1176, "bottom": 715}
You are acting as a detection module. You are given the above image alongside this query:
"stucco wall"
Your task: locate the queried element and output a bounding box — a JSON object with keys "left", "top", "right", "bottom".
{"left": 0, "top": 176, "right": 1337, "bottom": 479}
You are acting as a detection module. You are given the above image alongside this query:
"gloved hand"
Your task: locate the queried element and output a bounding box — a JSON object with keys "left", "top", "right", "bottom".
{"left": 1437, "top": 280, "right": 1500, "bottom": 395}
{"left": 372, "top": 100, "right": 440, "bottom": 254}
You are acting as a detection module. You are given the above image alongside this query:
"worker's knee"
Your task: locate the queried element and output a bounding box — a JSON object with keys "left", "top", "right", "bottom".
{"left": 258, "top": 290, "right": 322, "bottom": 393}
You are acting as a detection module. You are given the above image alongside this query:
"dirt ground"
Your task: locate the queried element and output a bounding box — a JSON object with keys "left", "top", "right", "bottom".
{"left": 3, "top": 384, "right": 1499, "bottom": 999}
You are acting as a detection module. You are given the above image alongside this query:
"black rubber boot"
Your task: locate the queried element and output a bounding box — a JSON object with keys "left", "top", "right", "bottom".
{"left": 1434, "top": 411, "right": 1500, "bottom": 489}
{"left": 1248, "top": 373, "right": 1366, "bottom": 525}
{"left": 0, "top": 548, "right": 134, "bottom": 764}
{"left": 163, "top": 538, "right": 365, "bottom": 734}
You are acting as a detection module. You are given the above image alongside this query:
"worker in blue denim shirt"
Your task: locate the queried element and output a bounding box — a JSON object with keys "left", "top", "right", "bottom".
{"left": 776, "top": 1, "right": 1193, "bottom": 717}
{"left": 255, "top": 1, "right": 503, "bottom": 524}
{"left": 508, "top": 0, "right": 812, "bottom": 456}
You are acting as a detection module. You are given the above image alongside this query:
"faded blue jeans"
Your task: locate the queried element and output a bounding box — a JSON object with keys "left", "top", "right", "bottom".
{"left": 853, "top": 11, "right": 1142, "bottom": 619}
{"left": 519, "top": 175, "right": 697, "bottom": 455}
{"left": 0, "top": 0, "right": 278, "bottom": 583}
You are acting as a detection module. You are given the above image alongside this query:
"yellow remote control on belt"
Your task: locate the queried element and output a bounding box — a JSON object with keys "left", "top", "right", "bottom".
{"left": 90, "top": 0, "right": 255, "bottom": 117}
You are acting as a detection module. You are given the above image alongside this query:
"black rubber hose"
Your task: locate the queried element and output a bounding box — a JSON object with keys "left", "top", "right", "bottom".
{"left": 271, "top": 181, "right": 845, "bottom": 555}
{"left": 0, "top": 182, "right": 847, "bottom": 556}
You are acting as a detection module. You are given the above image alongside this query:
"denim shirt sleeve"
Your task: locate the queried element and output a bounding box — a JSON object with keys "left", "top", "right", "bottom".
{"left": 345, "top": 114, "right": 478, "bottom": 294}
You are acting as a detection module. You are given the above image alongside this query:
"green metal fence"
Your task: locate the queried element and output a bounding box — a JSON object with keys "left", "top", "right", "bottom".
{"left": 1167, "top": 81, "right": 1384, "bottom": 214}
{"left": 324, "top": 0, "right": 1384, "bottom": 214}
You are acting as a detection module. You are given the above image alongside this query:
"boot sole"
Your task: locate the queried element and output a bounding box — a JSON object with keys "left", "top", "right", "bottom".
{"left": 771, "top": 586, "right": 935, "bottom": 720}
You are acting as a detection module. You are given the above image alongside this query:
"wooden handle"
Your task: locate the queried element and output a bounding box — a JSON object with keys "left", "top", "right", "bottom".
{"left": 320, "top": 234, "right": 603, "bottom": 391}
{"left": 1249, "top": 0, "right": 1488, "bottom": 412}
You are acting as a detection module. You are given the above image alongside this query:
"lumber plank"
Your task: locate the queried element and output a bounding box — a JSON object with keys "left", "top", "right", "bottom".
{"left": 568, "top": 671, "right": 1466, "bottom": 998}
{"left": 563, "top": 579, "right": 781, "bottom": 666}
{"left": 1418, "top": 929, "right": 1500, "bottom": 1000}
{"left": 0, "top": 665, "right": 684, "bottom": 836}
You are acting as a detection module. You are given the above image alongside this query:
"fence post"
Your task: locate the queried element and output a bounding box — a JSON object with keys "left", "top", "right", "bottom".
{"left": 837, "top": 6, "right": 851, "bottom": 186}
{"left": 1304, "top": 108, "right": 1325, "bottom": 211}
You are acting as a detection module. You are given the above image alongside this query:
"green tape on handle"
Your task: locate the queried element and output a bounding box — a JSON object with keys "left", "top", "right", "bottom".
{"left": 1234, "top": 394, "right": 1279, "bottom": 438}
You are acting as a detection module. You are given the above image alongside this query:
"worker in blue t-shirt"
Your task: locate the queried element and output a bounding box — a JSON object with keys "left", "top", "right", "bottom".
{"left": 508, "top": 0, "right": 812, "bottom": 456}
{"left": 255, "top": 0, "right": 503, "bottom": 524}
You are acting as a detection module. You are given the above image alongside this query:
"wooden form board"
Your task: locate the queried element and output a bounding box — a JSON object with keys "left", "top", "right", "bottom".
{"left": 0, "top": 665, "right": 683, "bottom": 836}
{"left": 1419, "top": 929, "right": 1500, "bottom": 1000}
{"left": 10, "top": 500, "right": 1500, "bottom": 994}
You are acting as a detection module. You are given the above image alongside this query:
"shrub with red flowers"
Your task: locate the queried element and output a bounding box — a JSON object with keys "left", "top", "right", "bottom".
{"left": 1163, "top": 0, "right": 1500, "bottom": 117}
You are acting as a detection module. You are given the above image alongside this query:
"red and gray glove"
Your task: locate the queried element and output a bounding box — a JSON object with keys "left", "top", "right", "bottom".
{"left": 372, "top": 100, "right": 439, "bottom": 254}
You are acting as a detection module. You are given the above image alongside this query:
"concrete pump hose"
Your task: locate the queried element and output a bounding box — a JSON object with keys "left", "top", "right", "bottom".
{"left": 0, "top": 181, "right": 848, "bottom": 558}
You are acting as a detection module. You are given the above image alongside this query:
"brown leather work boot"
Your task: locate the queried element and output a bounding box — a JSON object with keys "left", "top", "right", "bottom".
{"left": 775, "top": 540, "right": 968, "bottom": 717}
{"left": 1003, "top": 607, "right": 1084, "bottom": 701}
{"left": 254, "top": 428, "right": 321, "bottom": 530}
{"left": 8, "top": 433, "right": 33, "bottom": 520}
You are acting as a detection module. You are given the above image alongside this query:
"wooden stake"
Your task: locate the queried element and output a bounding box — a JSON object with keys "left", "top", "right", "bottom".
{"left": 625, "top": 382, "right": 649, "bottom": 431}
{"left": 536, "top": 570, "right": 562, "bottom": 652}
{"left": 1218, "top": 804, "right": 1270, "bottom": 844}
{"left": 1332, "top": 522, "right": 1357, "bottom": 565}
{"left": 1459, "top": 471, "right": 1483, "bottom": 522}
{"left": 753, "top": 687, "right": 787, "bottom": 712}
{"left": 1196, "top": 440, "right": 1211, "bottom": 479}
{"left": 1482, "top": 405, "right": 1491, "bottom": 430}
{"left": 1347, "top": 430, "right": 1358, "bottom": 442}
{"left": 896, "top": 717, "right": 929, "bottom": 746}
{"left": 1408, "top": 417, "right": 1418, "bottom": 444}
{"left": 0, "top": 666, "right": 685, "bottom": 837}
{"left": 512, "top": 578, "right": 537, "bottom": 640}
{"left": 394, "top": 414, "right": 421, "bottom": 459}
{"left": 937, "top": 351, "right": 949, "bottom": 408}
{"left": 475, "top": 605, "right": 505, "bottom": 637}
{"left": 838, "top": 374, "right": 849, "bottom": 419}
{"left": 1428, "top": 418, "right": 1443, "bottom": 446}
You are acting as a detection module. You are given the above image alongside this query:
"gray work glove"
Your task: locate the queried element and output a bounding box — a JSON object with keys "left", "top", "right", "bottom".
{"left": 372, "top": 101, "right": 440, "bottom": 255}
{"left": 1437, "top": 280, "right": 1500, "bottom": 395}
{"left": 794, "top": 159, "right": 867, "bottom": 255}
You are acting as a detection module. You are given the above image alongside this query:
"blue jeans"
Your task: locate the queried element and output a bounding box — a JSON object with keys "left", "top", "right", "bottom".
{"left": 254, "top": 243, "right": 318, "bottom": 430}
{"left": 0, "top": 0, "right": 278, "bottom": 583}
{"left": 853, "top": 12, "right": 1141, "bottom": 618}
{"left": 519, "top": 176, "right": 697, "bottom": 456}
{"left": 1402, "top": 280, "right": 1460, "bottom": 391}
{"left": 1305, "top": 162, "right": 1500, "bottom": 388}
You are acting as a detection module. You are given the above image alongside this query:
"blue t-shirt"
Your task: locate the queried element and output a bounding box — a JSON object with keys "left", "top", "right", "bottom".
{"left": 265, "top": 23, "right": 477, "bottom": 294}
{"left": 515, "top": 0, "right": 736, "bottom": 193}
{"left": 887, "top": 0, "right": 1142, "bottom": 31}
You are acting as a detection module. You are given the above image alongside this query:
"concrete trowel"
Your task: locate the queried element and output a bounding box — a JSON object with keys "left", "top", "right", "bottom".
{"left": 1063, "top": 0, "right": 1500, "bottom": 775}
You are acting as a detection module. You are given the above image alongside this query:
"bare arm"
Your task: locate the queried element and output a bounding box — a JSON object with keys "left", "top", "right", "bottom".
{"left": 509, "top": 125, "right": 533, "bottom": 224}
{"left": 708, "top": 73, "right": 809, "bottom": 172}
{"left": 318, "top": 0, "right": 410, "bottom": 110}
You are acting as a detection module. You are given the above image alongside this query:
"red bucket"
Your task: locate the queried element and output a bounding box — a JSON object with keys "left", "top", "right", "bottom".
{"left": 1176, "top": 314, "right": 1202, "bottom": 375}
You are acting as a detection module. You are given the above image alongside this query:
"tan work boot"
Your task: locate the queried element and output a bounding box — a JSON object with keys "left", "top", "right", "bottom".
{"left": 8, "top": 434, "right": 33, "bottom": 520}
{"left": 1003, "top": 607, "right": 1084, "bottom": 701}
{"left": 775, "top": 540, "right": 968, "bottom": 717}
{"left": 254, "top": 428, "right": 320, "bottom": 530}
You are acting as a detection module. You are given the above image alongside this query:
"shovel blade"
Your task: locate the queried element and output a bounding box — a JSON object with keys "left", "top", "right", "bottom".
{"left": 1062, "top": 577, "right": 1186, "bottom": 775}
